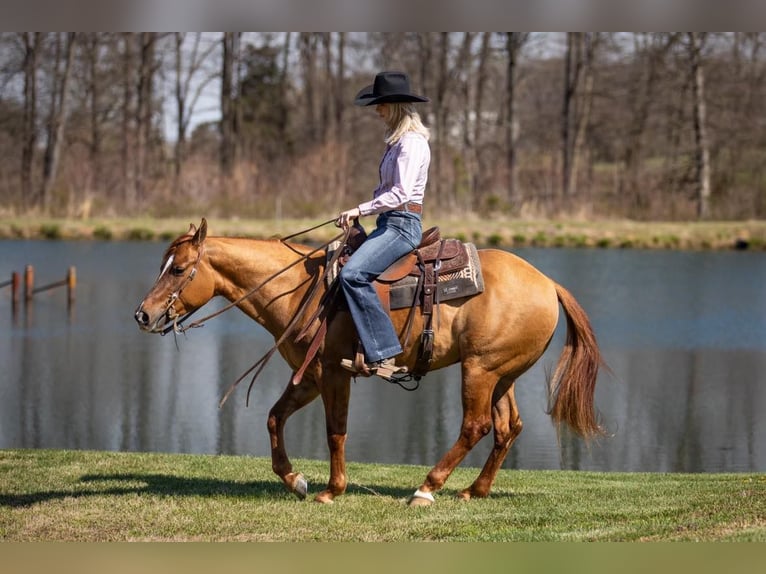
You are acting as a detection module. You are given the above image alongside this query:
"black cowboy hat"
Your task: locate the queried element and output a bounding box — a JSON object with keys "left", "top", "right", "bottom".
{"left": 354, "top": 71, "right": 429, "bottom": 106}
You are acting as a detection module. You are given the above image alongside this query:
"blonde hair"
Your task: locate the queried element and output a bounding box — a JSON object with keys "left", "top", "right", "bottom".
{"left": 384, "top": 103, "right": 430, "bottom": 145}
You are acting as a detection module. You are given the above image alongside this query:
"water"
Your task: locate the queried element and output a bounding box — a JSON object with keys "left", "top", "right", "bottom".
{"left": 1, "top": 239, "right": 765, "bottom": 473}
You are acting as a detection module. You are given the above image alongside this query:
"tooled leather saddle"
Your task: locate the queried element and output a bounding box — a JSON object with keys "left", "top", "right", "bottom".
{"left": 291, "top": 224, "right": 484, "bottom": 385}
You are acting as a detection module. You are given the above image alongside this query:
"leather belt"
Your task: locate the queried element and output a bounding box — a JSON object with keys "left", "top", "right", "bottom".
{"left": 398, "top": 202, "right": 423, "bottom": 214}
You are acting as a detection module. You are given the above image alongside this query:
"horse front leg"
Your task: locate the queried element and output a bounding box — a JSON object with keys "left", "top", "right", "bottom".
{"left": 314, "top": 371, "right": 351, "bottom": 504}
{"left": 267, "top": 374, "right": 321, "bottom": 499}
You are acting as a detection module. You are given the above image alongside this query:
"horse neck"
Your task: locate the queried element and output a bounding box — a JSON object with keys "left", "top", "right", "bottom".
{"left": 205, "top": 237, "right": 323, "bottom": 335}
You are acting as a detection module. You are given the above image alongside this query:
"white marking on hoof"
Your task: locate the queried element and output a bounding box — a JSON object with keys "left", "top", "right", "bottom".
{"left": 293, "top": 474, "right": 308, "bottom": 500}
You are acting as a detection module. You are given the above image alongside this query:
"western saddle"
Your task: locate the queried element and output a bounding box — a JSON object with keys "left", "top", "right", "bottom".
{"left": 292, "top": 225, "right": 481, "bottom": 385}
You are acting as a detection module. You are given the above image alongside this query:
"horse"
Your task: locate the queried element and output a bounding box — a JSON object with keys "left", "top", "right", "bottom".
{"left": 134, "top": 218, "right": 604, "bottom": 506}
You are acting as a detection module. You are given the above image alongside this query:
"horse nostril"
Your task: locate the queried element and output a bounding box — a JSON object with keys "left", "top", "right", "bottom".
{"left": 135, "top": 309, "right": 149, "bottom": 326}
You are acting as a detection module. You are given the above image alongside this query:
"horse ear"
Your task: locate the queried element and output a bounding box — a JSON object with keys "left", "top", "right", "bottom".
{"left": 187, "top": 223, "right": 197, "bottom": 235}
{"left": 192, "top": 218, "right": 207, "bottom": 246}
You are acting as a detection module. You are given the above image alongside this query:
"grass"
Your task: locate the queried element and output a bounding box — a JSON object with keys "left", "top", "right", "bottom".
{"left": 1, "top": 215, "right": 766, "bottom": 250}
{"left": 1, "top": 449, "right": 764, "bottom": 542}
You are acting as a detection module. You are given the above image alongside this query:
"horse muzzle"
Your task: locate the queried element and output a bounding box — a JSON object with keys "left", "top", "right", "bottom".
{"left": 134, "top": 303, "right": 175, "bottom": 333}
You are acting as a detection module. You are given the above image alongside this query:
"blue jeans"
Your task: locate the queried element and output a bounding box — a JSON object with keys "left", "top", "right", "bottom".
{"left": 339, "top": 211, "right": 422, "bottom": 363}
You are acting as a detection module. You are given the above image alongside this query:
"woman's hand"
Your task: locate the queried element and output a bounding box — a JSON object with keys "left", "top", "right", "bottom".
{"left": 336, "top": 207, "right": 361, "bottom": 230}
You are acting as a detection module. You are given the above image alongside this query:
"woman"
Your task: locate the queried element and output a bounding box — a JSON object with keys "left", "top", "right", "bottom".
{"left": 337, "top": 71, "right": 431, "bottom": 380}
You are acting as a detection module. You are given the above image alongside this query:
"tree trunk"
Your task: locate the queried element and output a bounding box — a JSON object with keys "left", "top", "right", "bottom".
{"left": 300, "top": 33, "right": 319, "bottom": 144}
{"left": 569, "top": 33, "right": 595, "bottom": 199}
{"left": 21, "top": 32, "right": 40, "bottom": 210}
{"left": 220, "top": 32, "right": 239, "bottom": 176}
{"left": 41, "top": 32, "right": 76, "bottom": 213}
{"left": 506, "top": 33, "right": 529, "bottom": 207}
{"left": 688, "top": 33, "right": 711, "bottom": 219}
{"left": 174, "top": 32, "right": 186, "bottom": 182}
{"left": 472, "top": 32, "right": 491, "bottom": 206}
{"left": 434, "top": 32, "right": 451, "bottom": 210}
{"left": 121, "top": 33, "right": 136, "bottom": 210}
{"left": 135, "top": 32, "right": 156, "bottom": 204}
{"left": 562, "top": 33, "right": 596, "bottom": 199}
{"left": 86, "top": 33, "right": 103, "bottom": 198}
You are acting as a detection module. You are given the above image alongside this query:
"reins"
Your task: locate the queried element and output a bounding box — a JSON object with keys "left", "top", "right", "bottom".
{"left": 220, "top": 222, "right": 353, "bottom": 408}
{"left": 163, "top": 219, "right": 341, "bottom": 336}
{"left": 155, "top": 217, "right": 351, "bottom": 409}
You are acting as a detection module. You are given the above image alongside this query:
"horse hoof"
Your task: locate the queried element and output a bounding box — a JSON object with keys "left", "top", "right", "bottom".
{"left": 407, "top": 489, "right": 435, "bottom": 507}
{"left": 285, "top": 472, "right": 307, "bottom": 500}
{"left": 313, "top": 490, "right": 335, "bottom": 504}
{"left": 407, "top": 495, "right": 433, "bottom": 507}
{"left": 456, "top": 490, "right": 471, "bottom": 502}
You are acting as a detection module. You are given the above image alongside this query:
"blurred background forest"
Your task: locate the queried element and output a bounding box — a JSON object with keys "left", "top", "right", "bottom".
{"left": 1, "top": 32, "right": 765, "bottom": 222}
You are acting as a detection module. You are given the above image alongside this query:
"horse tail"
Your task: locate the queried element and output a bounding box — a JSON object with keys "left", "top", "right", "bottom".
{"left": 548, "top": 282, "right": 605, "bottom": 438}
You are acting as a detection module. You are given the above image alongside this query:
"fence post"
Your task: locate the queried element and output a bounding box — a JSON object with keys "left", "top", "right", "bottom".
{"left": 24, "top": 265, "right": 34, "bottom": 303}
{"left": 67, "top": 266, "right": 76, "bottom": 309}
{"left": 12, "top": 271, "right": 19, "bottom": 307}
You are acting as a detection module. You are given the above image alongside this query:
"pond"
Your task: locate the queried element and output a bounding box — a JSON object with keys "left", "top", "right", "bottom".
{"left": 1, "top": 239, "right": 765, "bottom": 473}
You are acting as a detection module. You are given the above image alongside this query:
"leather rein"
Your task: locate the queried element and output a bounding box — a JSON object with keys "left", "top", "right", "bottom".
{"left": 160, "top": 219, "right": 343, "bottom": 337}
{"left": 157, "top": 219, "right": 352, "bottom": 408}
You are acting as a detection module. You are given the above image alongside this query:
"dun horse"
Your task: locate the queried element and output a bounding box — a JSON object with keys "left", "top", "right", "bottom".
{"left": 134, "top": 219, "right": 604, "bottom": 505}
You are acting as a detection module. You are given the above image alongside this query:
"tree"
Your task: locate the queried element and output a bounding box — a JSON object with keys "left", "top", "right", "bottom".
{"left": 621, "top": 33, "right": 677, "bottom": 210}
{"left": 505, "top": 32, "right": 529, "bottom": 206}
{"left": 40, "top": 32, "right": 76, "bottom": 212}
{"left": 20, "top": 32, "right": 40, "bottom": 210}
{"left": 220, "top": 32, "right": 240, "bottom": 176}
{"left": 135, "top": 32, "right": 158, "bottom": 204}
{"left": 688, "top": 33, "right": 711, "bottom": 219}
{"left": 562, "top": 32, "right": 597, "bottom": 198}
{"left": 173, "top": 32, "right": 218, "bottom": 183}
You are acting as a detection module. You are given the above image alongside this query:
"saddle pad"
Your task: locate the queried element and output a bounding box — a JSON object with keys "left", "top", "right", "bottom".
{"left": 388, "top": 242, "right": 484, "bottom": 310}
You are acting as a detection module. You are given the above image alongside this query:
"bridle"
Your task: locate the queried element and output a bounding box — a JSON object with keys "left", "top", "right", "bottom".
{"left": 155, "top": 240, "right": 205, "bottom": 336}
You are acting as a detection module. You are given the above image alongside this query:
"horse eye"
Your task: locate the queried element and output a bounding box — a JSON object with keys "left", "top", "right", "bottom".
{"left": 171, "top": 266, "right": 185, "bottom": 276}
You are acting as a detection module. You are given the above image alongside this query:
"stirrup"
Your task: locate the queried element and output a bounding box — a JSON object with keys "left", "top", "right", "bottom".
{"left": 340, "top": 358, "right": 408, "bottom": 381}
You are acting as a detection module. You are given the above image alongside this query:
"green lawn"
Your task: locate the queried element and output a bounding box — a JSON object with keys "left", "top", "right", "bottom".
{"left": 1, "top": 449, "right": 764, "bottom": 542}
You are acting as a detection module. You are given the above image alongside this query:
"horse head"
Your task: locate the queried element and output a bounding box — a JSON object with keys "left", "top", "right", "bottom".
{"left": 134, "top": 218, "right": 215, "bottom": 333}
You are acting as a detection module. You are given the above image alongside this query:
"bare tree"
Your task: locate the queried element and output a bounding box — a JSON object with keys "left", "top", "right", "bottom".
{"left": 20, "top": 32, "right": 40, "bottom": 210}
{"left": 40, "top": 32, "right": 76, "bottom": 213}
{"left": 299, "top": 33, "right": 319, "bottom": 145}
{"left": 433, "top": 32, "right": 451, "bottom": 208}
{"left": 121, "top": 33, "right": 136, "bottom": 209}
{"left": 562, "top": 32, "right": 597, "bottom": 198}
{"left": 688, "top": 32, "right": 711, "bottom": 219}
{"left": 135, "top": 33, "right": 158, "bottom": 204}
{"left": 621, "top": 33, "right": 678, "bottom": 209}
{"left": 506, "top": 32, "right": 529, "bottom": 206}
{"left": 471, "top": 32, "right": 492, "bottom": 206}
{"left": 220, "top": 32, "right": 240, "bottom": 176}
{"left": 173, "top": 32, "right": 218, "bottom": 183}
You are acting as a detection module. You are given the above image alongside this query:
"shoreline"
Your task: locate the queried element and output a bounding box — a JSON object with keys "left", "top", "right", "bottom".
{"left": 1, "top": 215, "right": 765, "bottom": 250}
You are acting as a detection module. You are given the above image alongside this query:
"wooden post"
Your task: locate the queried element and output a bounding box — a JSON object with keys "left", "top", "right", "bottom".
{"left": 67, "top": 266, "right": 76, "bottom": 308}
{"left": 12, "top": 271, "right": 20, "bottom": 306}
{"left": 24, "top": 265, "right": 34, "bottom": 303}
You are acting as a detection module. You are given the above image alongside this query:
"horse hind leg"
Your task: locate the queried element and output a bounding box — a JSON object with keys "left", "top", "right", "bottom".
{"left": 267, "top": 374, "right": 321, "bottom": 499}
{"left": 409, "top": 367, "right": 496, "bottom": 506}
{"left": 458, "top": 377, "right": 523, "bottom": 501}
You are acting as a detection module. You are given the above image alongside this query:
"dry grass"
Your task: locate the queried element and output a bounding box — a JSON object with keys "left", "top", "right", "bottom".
{"left": 1, "top": 215, "right": 765, "bottom": 251}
